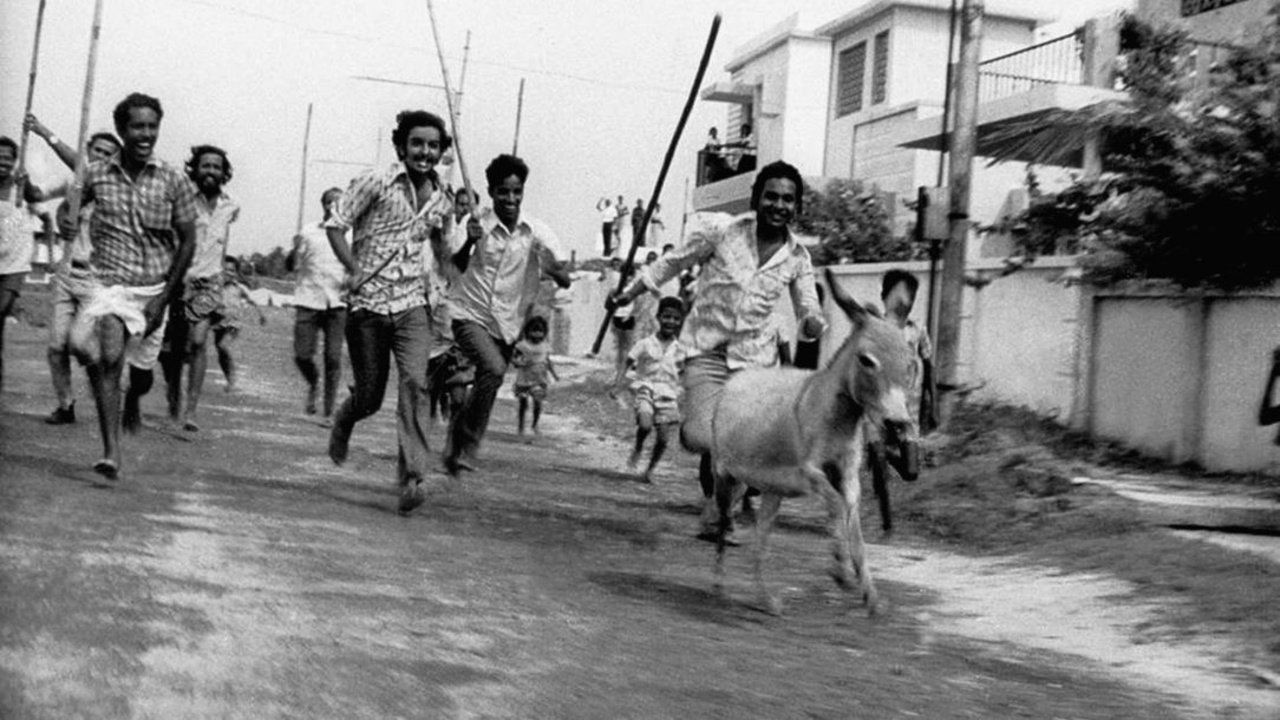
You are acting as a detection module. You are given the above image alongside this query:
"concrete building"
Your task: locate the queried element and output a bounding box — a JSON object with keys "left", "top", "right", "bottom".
{"left": 692, "top": 0, "right": 1061, "bottom": 237}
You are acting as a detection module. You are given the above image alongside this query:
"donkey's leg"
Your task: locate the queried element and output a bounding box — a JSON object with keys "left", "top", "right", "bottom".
{"left": 752, "top": 490, "right": 784, "bottom": 615}
{"left": 713, "top": 467, "right": 746, "bottom": 590}
{"left": 839, "top": 450, "right": 880, "bottom": 615}
{"left": 812, "top": 462, "right": 856, "bottom": 590}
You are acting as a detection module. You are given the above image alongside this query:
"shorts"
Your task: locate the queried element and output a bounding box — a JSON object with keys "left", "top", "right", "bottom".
{"left": 49, "top": 266, "right": 96, "bottom": 350}
{"left": 514, "top": 381, "right": 547, "bottom": 401}
{"left": 179, "top": 275, "right": 225, "bottom": 324}
{"left": 70, "top": 280, "right": 169, "bottom": 371}
{"left": 634, "top": 385, "right": 681, "bottom": 426}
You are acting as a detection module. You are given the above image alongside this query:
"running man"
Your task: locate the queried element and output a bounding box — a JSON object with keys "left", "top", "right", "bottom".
{"left": 443, "top": 154, "right": 572, "bottom": 476}
{"left": 68, "top": 92, "right": 198, "bottom": 479}
{"left": 610, "top": 160, "right": 825, "bottom": 542}
{"left": 161, "top": 144, "right": 239, "bottom": 431}
{"left": 287, "top": 187, "right": 347, "bottom": 420}
{"left": 22, "top": 115, "right": 122, "bottom": 422}
{"left": 325, "top": 110, "right": 454, "bottom": 515}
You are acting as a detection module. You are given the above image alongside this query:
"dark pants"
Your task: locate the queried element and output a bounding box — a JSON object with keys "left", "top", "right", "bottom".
{"left": 333, "top": 307, "right": 431, "bottom": 485}
{"left": 447, "top": 319, "right": 514, "bottom": 461}
{"left": 294, "top": 306, "right": 348, "bottom": 416}
{"left": 601, "top": 224, "right": 613, "bottom": 256}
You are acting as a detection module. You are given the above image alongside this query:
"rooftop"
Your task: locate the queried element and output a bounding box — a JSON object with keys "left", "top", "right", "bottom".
{"left": 816, "top": 0, "right": 1060, "bottom": 37}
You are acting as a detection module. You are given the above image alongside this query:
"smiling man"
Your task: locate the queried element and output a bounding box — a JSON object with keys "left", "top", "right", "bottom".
{"left": 161, "top": 144, "right": 239, "bottom": 432}
{"left": 69, "top": 92, "right": 198, "bottom": 480}
{"left": 324, "top": 110, "right": 454, "bottom": 515}
{"left": 610, "top": 160, "right": 825, "bottom": 542}
{"left": 443, "top": 153, "right": 571, "bottom": 477}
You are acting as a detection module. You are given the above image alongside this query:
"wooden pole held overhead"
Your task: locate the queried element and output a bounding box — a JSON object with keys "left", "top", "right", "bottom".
{"left": 295, "top": 102, "right": 313, "bottom": 234}
{"left": 425, "top": 0, "right": 474, "bottom": 204}
{"left": 513, "top": 78, "right": 526, "bottom": 155}
{"left": 66, "top": 0, "right": 106, "bottom": 226}
{"left": 16, "top": 0, "right": 49, "bottom": 208}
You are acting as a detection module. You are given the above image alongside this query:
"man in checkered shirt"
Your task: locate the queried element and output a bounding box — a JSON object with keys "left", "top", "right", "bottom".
{"left": 69, "top": 93, "right": 198, "bottom": 481}
{"left": 323, "top": 109, "right": 457, "bottom": 516}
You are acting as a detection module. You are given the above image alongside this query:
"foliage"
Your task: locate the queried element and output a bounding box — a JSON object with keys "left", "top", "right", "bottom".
{"left": 993, "top": 11, "right": 1280, "bottom": 291}
{"left": 240, "top": 246, "right": 291, "bottom": 279}
{"left": 795, "top": 178, "right": 912, "bottom": 265}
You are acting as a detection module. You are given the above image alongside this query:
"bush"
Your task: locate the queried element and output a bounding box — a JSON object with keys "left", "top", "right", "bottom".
{"left": 796, "top": 178, "right": 913, "bottom": 265}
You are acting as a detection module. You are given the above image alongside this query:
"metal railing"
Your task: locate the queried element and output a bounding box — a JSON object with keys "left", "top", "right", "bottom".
{"left": 978, "top": 30, "right": 1085, "bottom": 103}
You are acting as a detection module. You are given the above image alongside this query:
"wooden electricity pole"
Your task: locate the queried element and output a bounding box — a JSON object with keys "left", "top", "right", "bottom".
{"left": 294, "top": 102, "right": 313, "bottom": 234}
{"left": 935, "top": 0, "right": 983, "bottom": 423}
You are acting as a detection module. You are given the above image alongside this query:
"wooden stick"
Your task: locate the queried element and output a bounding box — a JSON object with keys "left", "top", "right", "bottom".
{"left": 294, "top": 102, "right": 313, "bottom": 234}
{"left": 15, "top": 0, "right": 49, "bottom": 209}
{"left": 66, "top": 0, "right": 105, "bottom": 226}
{"left": 513, "top": 78, "right": 525, "bottom": 155}
{"left": 425, "top": 0, "right": 473, "bottom": 203}
{"left": 590, "top": 14, "right": 722, "bottom": 356}
{"left": 457, "top": 30, "right": 471, "bottom": 115}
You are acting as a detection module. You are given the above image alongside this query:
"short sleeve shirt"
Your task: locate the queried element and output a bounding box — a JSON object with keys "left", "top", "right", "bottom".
{"left": 627, "top": 334, "right": 688, "bottom": 400}
{"left": 187, "top": 188, "right": 240, "bottom": 280}
{"left": 82, "top": 157, "right": 197, "bottom": 286}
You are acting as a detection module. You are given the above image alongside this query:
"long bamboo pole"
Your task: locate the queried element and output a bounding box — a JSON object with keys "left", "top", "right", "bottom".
{"left": 294, "top": 103, "right": 313, "bottom": 234}
{"left": 16, "top": 0, "right": 49, "bottom": 209}
{"left": 590, "top": 14, "right": 722, "bottom": 355}
{"left": 66, "top": 0, "right": 106, "bottom": 226}
{"left": 457, "top": 30, "right": 471, "bottom": 115}
{"left": 512, "top": 78, "right": 525, "bottom": 155}
{"left": 425, "top": 0, "right": 473, "bottom": 203}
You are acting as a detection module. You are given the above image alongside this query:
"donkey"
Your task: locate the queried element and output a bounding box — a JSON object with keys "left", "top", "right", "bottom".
{"left": 710, "top": 268, "right": 914, "bottom": 615}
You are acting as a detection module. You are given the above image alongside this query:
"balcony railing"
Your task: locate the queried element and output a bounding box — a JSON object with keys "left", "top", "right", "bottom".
{"left": 978, "top": 30, "right": 1085, "bottom": 104}
{"left": 695, "top": 146, "right": 757, "bottom": 188}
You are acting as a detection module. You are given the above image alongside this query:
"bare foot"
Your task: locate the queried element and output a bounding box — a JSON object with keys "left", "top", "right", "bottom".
{"left": 182, "top": 419, "right": 200, "bottom": 432}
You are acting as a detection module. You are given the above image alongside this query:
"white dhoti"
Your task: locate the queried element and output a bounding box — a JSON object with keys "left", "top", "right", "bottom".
{"left": 70, "top": 281, "right": 169, "bottom": 370}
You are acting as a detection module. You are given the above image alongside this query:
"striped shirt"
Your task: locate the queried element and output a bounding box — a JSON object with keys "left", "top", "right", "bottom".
{"left": 633, "top": 212, "right": 824, "bottom": 370}
{"left": 81, "top": 157, "right": 197, "bottom": 286}
{"left": 324, "top": 163, "right": 452, "bottom": 315}
{"left": 449, "top": 210, "right": 566, "bottom": 344}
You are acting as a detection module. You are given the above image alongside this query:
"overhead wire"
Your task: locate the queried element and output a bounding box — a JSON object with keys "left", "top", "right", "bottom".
{"left": 166, "top": 0, "right": 688, "bottom": 96}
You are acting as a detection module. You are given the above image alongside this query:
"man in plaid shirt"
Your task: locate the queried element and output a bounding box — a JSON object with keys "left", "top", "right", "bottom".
{"left": 69, "top": 93, "right": 198, "bottom": 481}
{"left": 324, "top": 110, "right": 456, "bottom": 515}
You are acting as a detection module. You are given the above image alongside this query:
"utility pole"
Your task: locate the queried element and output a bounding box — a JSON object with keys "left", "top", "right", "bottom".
{"left": 935, "top": 0, "right": 983, "bottom": 423}
{"left": 294, "top": 102, "right": 313, "bottom": 234}
{"left": 512, "top": 78, "right": 526, "bottom": 155}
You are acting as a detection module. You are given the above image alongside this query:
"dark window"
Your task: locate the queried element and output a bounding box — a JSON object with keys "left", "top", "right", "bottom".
{"left": 872, "top": 30, "right": 890, "bottom": 105}
{"left": 1181, "top": 0, "right": 1245, "bottom": 17}
{"left": 836, "top": 42, "right": 867, "bottom": 116}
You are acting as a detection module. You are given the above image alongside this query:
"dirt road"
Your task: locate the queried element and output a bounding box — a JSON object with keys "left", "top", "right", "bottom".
{"left": 1, "top": 311, "right": 1275, "bottom": 719}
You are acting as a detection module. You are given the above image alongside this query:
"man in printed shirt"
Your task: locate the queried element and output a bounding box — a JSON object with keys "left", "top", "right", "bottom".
{"left": 69, "top": 92, "right": 198, "bottom": 481}
{"left": 23, "top": 114, "right": 121, "bottom": 425}
{"left": 611, "top": 160, "right": 825, "bottom": 541}
{"left": 325, "top": 110, "right": 454, "bottom": 515}
{"left": 160, "top": 145, "right": 239, "bottom": 432}
{"left": 287, "top": 187, "right": 347, "bottom": 421}
{"left": 443, "top": 154, "right": 571, "bottom": 476}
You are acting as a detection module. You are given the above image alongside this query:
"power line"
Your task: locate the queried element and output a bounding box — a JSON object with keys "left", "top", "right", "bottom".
{"left": 166, "top": 0, "right": 686, "bottom": 95}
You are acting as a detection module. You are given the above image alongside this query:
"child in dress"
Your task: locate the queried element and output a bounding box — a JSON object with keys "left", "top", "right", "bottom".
{"left": 512, "top": 315, "right": 558, "bottom": 435}
{"left": 613, "top": 296, "right": 687, "bottom": 483}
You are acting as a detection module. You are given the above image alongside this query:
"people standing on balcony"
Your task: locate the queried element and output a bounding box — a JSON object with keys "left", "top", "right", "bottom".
{"left": 703, "top": 126, "right": 729, "bottom": 184}
{"left": 595, "top": 196, "right": 615, "bottom": 257}
{"left": 608, "top": 160, "right": 825, "bottom": 543}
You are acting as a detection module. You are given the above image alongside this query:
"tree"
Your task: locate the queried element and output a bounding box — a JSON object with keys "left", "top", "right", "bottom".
{"left": 986, "top": 11, "right": 1280, "bottom": 291}
{"left": 795, "top": 178, "right": 909, "bottom": 265}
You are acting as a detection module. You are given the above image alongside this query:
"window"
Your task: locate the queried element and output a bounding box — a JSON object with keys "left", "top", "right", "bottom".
{"left": 872, "top": 30, "right": 890, "bottom": 105}
{"left": 1180, "top": 0, "right": 1245, "bottom": 16}
{"left": 836, "top": 42, "right": 867, "bottom": 116}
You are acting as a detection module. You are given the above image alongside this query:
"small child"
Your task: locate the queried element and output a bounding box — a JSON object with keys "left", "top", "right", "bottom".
{"left": 613, "top": 296, "right": 688, "bottom": 483}
{"left": 868, "top": 269, "right": 936, "bottom": 534}
{"left": 512, "top": 315, "right": 558, "bottom": 435}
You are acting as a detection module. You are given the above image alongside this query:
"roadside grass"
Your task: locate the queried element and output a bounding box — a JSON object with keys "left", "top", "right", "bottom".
{"left": 559, "top": 377, "right": 1280, "bottom": 670}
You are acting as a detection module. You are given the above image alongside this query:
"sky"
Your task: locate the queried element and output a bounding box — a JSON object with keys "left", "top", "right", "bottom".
{"left": 1, "top": 0, "right": 1131, "bottom": 260}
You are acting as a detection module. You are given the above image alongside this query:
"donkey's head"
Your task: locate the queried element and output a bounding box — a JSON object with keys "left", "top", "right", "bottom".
{"left": 824, "top": 269, "right": 914, "bottom": 434}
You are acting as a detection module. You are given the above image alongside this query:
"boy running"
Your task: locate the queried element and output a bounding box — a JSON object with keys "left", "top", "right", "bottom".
{"left": 613, "top": 296, "right": 688, "bottom": 483}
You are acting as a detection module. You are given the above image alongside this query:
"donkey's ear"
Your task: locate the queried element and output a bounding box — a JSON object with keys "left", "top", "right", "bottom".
{"left": 823, "top": 268, "right": 869, "bottom": 325}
